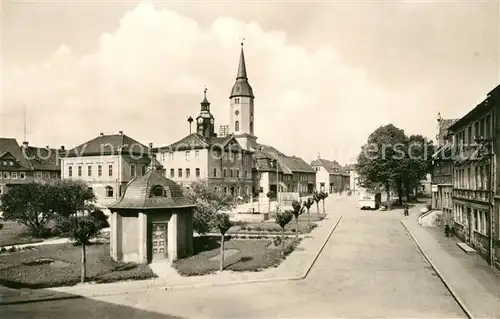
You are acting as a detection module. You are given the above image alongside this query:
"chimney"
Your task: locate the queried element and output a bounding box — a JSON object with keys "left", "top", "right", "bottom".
{"left": 46, "top": 145, "right": 50, "bottom": 149}
{"left": 118, "top": 130, "right": 123, "bottom": 135}
{"left": 60, "top": 146, "right": 65, "bottom": 151}
{"left": 22, "top": 141, "right": 29, "bottom": 147}
{"left": 100, "top": 133, "right": 104, "bottom": 136}
{"left": 148, "top": 142, "right": 155, "bottom": 170}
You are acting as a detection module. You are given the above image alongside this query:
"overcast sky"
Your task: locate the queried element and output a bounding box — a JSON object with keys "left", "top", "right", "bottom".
{"left": 1, "top": 0, "right": 499, "bottom": 164}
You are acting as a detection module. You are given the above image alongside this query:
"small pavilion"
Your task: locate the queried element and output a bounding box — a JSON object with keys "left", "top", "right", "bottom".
{"left": 107, "top": 167, "right": 196, "bottom": 263}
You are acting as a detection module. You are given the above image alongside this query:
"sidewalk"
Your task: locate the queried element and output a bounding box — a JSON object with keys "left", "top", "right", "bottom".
{"left": 0, "top": 196, "right": 347, "bottom": 305}
{"left": 402, "top": 214, "right": 500, "bottom": 319}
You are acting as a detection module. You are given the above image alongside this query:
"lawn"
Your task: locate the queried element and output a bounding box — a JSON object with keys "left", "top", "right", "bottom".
{"left": 173, "top": 236, "right": 300, "bottom": 276}
{"left": 0, "top": 220, "right": 45, "bottom": 247}
{"left": 229, "top": 213, "right": 326, "bottom": 235}
{"left": 0, "top": 243, "right": 156, "bottom": 289}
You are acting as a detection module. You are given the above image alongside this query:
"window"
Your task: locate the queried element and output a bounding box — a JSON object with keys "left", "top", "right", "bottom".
{"left": 195, "top": 151, "right": 200, "bottom": 159}
{"left": 185, "top": 151, "right": 190, "bottom": 160}
{"left": 235, "top": 98, "right": 240, "bottom": 104}
{"left": 3, "top": 172, "right": 9, "bottom": 179}
{"left": 244, "top": 156, "right": 248, "bottom": 164}
{"left": 178, "top": 168, "right": 182, "bottom": 178}
{"left": 224, "top": 186, "right": 228, "bottom": 194}
{"left": 11, "top": 172, "right": 17, "bottom": 179}
{"left": 151, "top": 185, "right": 164, "bottom": 197}
{"left": 214, "top": 186, "right": 218, "bottom": 192}
{"left": 68, "top": 167, "right": 73, "bottom": 177}
{"left": 244, "top": 169, "right": 248, "bottom": 178}
{"left": 474, "top": 210, "right": 479, "bottom": 231}
{"left": 236, "top": 169, "right": 240, "bottom": 178}
{"left": 168, "top": 152, "right": 173, "bottom": 160}
{"left": 223, "top": 169, "right": 227, "bottom": 177}
{"left": 87, "top": 165, "right": 92, "bottom": 177}
{"left": 78, "top": 166, "right": 82, "bottom": 177}
{"left": 245, "top": 186, "right": 249, "bottom": 195}
{"left": 130, "top": 164, "right": 136, "bottom": 177}
{"left": 162, "top": 153, "right": 166, "bottom": 161}
{"left": 213, "top": 168, "right": 217, "bottom": 177}
{"left": 141, "top": 165, "right": 146, "bottom": 176}
{"left": 108, "top": 165, "right": 113, "bottom": 177}
{"left": 105, "top": 186, "right": 114, "bottom": 198}
{"left": 250, "top": 122, "right": 253, "bottom": 134}
{"left": 235, "top": 121, "right": 240, "bottom": 131}
{"left": 9, "top": 161, "right": 13, "bottom": 166}
{"left": 170, "top": 169, "right": 174, "bottom": 178}
{"left": 20, "top": 172, "right": 26, "bottom": 179}
{"left": 45, "top": 172, "right": 50, "bottom": 179}
{"left": 186, "top": 168, "right": 191, "bottom": 178}
{"left": 230, "top": 169, "right": 233, "bottom": 178}
{"left": 98, "top": 165, "right": 102, "bottom": 176}
{"left": 485, "top": 115, "right": 491, "bottom": 138}
{"left": 196, "top": 168, "right": 200, "bottom": 178}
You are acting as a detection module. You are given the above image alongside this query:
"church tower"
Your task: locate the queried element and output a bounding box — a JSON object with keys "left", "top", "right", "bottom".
{"left": 229, "top": 42, "right": 257, "bottom": 151}
{"left": 196, "top": 87, "right": 216, "bottom": 138}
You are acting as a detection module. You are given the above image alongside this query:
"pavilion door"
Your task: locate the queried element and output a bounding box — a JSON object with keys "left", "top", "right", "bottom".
{"left": 151, "top": 222, "right": 167, "bottom": 261}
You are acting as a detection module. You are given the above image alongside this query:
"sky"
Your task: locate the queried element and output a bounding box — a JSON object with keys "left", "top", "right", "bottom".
{"left": 1, "top": 0, "right": 499, "bottom": 164}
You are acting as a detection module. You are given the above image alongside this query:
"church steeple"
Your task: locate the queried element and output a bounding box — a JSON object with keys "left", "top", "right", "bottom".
{"left": 230, "top": 41, "right": 254, "bottom": 99}
{"left": 196, "top": 86, "right": 215, "bottom": 138}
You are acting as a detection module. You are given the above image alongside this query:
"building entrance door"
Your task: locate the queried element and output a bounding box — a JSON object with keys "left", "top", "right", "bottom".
{"left": 151, "top": 222, "right": 167, "bottom": 261}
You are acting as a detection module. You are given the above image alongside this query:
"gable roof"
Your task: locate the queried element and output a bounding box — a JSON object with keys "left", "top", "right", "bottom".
{"left": 254, "top": 143, "right": 314, "bottom": 174}
{"left": 157, "top": 133, "right": 250, "bottom": 153}
{"left": 0, "top": 138, "right": 32, "bottom": 169}
{"left": 65, "top": 133, "right": 150, "bottom": 157}
{"left": 279, "top": 156, "right": 315, "bottom": 173}
{"left": 310, "top": 158, "right": 349, "bottom": 176}
{"left": 24, "top": 146, "right": 61, "bottom": 171}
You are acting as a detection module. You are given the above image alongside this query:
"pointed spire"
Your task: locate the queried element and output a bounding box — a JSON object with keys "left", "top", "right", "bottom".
{"left": 201, "top": 85, "right": 210, "bottom": 111}
{"left": 236, "top": 39, "right": 248, "bottom": 80}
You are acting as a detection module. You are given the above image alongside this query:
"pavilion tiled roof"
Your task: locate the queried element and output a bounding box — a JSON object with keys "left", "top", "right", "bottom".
{"left": 108, "top": 168, "right": 196, "bottom": 210}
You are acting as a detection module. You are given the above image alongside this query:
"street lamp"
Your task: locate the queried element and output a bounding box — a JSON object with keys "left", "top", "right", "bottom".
{"left": 475, "top": 136, "right": 495, "bottom": 267}
{"left": 275, "top": 158, "right": 280, "bottom": 206}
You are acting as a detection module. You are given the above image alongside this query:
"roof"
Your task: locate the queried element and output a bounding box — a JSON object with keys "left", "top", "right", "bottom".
{"left": 158, "top": 133, "right": 250, "bottom": 153}
{"left": 108, "top": 168, "right": 196, "bottom": 210}
{"left": 23, "top": 146, "right": 61, "bottom": 171}
{"left": 448, "top": 84, "right": 500, "bottom": 132}
{"left": 437, "top": 118, "right": 459, "bottom": 142}
{"left": 0, "top": 138, "right": 33, "bottom": 169}
{"left": 229, "top": 45, "right": 254, "bottom": 99}
{"left": 65, "top": 133, "right": 150, "bottom": 157}
{"left": 253, "top": 143, "right": 314, "bottom": 174}
{"left": 311, "top": 158, "right": 349, "bottom": 176}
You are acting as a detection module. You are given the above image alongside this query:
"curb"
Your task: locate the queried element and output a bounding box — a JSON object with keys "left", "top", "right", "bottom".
{"left": 0, "top": 214, "right": 344, "bottom": 305}
{"left": 400, "top": 220, "right": 473, "bottom": 319}
{"left": 164, "top": 214, "right": 343, "bottom": 291}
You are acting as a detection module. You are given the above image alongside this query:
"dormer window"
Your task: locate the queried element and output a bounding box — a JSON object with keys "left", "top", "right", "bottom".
{"left": 151, "top": 185, "right": 165, "bottom": 197}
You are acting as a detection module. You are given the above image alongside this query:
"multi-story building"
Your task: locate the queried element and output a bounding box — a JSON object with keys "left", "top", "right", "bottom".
{"left": 344, "top": 164, "right": 359, "bottom": 192}
{"left": 448, "top": 84, "right": 499, "bottom": 268}
{"left": 431, "top": 113, "right": 457, "bottom": 219}
{"left": 255, "top": 144, "right": 316, "bottom": 197}
{"left": 0, "top": 138, "right": 61, "bottom": 195}
{"left": 157, "top": 43, "right": 314, "bottom": 199}
{"left": 61, "top": 132, "right": 160, "bottom": 206}
{"left": 156, "top": 89, "right": 253, "bottom": 197}
{"left": 310, "top": 157, "right": 350, "bottom": 193}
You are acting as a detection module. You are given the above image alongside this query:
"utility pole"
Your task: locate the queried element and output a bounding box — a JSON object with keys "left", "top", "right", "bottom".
{"left": 276, "top": 158, "right": 280, "bottom": 207}
{"left": 187, "top": 116, "right": 193, "bottom": 134}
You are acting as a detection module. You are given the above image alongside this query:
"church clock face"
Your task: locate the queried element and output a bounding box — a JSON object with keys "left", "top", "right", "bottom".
{"left": 235, "top": 110, "right": 240, "bottom": 116}
{"left": 197, "top": 117, "right": 203, "bottom": 124}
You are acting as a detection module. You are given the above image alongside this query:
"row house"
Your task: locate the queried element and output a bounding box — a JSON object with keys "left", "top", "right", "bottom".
{"left": 255, "top": 144, "right": 316, "bottom": 197}
{"left": 431, "top": 113, "right": 458, "bottom": 221}
{"left": 60, "top": 131, "right": 160, "bottom": 206}
{"left": 310, "top": 157, "right": 350, "bottom": 193}
{"left": 0, "top": 138, "right": 61, "bottom": 195}
{"left": 447, "top": 84, "right": 500, "bottom": 269}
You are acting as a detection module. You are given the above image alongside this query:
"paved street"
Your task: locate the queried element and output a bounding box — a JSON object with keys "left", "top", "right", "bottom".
{"left": 2, "top": 197, "right": 466, "bottom": 318}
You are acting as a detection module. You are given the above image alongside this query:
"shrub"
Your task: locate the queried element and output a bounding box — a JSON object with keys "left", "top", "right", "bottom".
{"left": 0, "top": 223, "right": 3, "bottom": 230}
{"left": 273, "top": 236, "right": 282, "bottom": 247}
{"left": 254, "top": 226, "right": 262, "bottom": 232}
{"left": 8, "top": 246, "right": 17, "bottom": 253}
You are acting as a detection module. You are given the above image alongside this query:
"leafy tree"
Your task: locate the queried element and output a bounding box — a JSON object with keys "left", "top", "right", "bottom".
{"left": 274, "top": 210, "right": 293, "bottom": 256}
{"left": 356, "top": 124, "right": 408, "bottom": 210}
{"left": 312, "top": 191, "right": 321, "bottom": 214}
{"left": 56, "top": 213, "right": 104, "bottom": 283}
{"left": 183, "top": 181, "right": 235, "bottom": 235}
{"left": 266, "top": 191, "right": 275, "bottom": 213}
{"left": 320, "top": 191, "right": 328, "bottom": 214}
{"left": 303, "top": 197, "right": 314, "bottom": 231}
{"left": 49, "top": 180, "right": 96, "bottom": 218}
{"left": 0, "top": 183, "right": 55, "bottom": 237}
{"left": 291, "top": 200, "right": 303, "bottom": 240}
{"left": 212, "top": 213, "right": 232, "bottom": 271}
{"left": 403, "top": 135, "right": 434, "bottom": 201}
